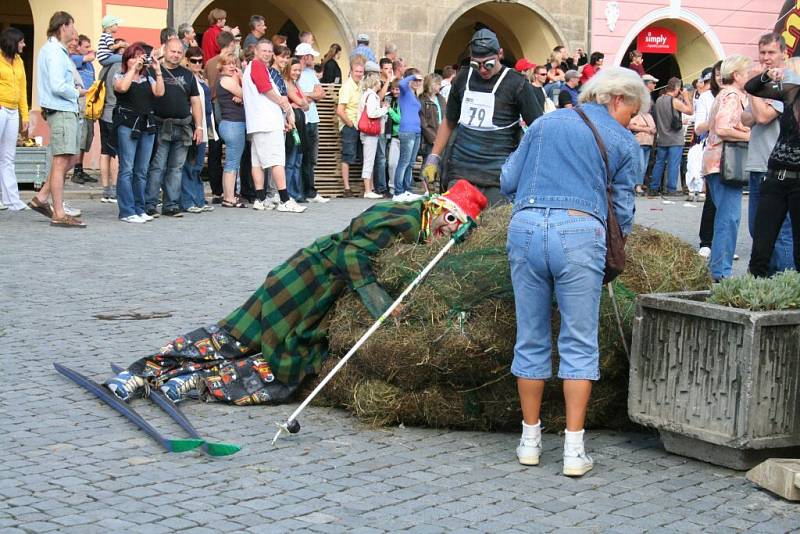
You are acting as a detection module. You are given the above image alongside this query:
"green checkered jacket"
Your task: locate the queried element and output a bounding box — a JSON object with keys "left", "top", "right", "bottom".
{"left": 219, "top": 200, "right": 424, "bottom": 386}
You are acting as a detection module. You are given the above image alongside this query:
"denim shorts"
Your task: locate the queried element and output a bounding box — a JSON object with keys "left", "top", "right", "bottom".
{"left": 218, "top": 120, "right": 246, "bottom": 172}
{"left": 507, "top": 207, "right": 605, "bottom": 381}
{"left": 340, "top": 125, "right": 360, "bottom": 164}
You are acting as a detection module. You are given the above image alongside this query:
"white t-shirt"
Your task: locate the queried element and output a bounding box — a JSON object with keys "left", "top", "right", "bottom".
{"left": 693, "top": 90, "right": 715, "bottom": 129}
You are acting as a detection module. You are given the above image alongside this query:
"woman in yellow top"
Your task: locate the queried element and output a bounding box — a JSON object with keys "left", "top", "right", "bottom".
{"left": 0, "top": 28, "right": 29, "bottom": 211}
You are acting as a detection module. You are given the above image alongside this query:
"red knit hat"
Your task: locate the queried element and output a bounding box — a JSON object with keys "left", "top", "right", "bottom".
{"left": 431, "top": 179, "right": 489, "bottom": 222}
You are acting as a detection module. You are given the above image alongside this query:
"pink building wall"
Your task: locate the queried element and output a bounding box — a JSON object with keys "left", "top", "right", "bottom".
{"left": 592, "top": 0, "right": 786, "bottom": 66}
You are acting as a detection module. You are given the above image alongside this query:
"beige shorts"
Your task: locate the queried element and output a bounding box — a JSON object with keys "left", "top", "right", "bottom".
{"left": 250, "top": 130, "right": 285, "bottom": 169}
{"left": 46, "top": 111, "right": 80, "bottom": 156}
{"left": 80, "top": 118, "right": 95, "bottom": 152}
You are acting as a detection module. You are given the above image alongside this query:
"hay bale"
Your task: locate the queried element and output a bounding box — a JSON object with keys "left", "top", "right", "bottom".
{"left": 315, "top": 206, "right": 711, "bottom": 432}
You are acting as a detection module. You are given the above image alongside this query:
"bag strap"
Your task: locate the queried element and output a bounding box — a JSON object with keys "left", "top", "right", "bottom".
{"left": 574, "top": 107, "right": 612, "bottom": 188}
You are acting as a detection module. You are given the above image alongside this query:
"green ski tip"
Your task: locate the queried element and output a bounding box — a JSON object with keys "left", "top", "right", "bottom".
{"left": 168, "top": 438, "right": 205, "bottom": 452}
{"left": 205, "top": 442, "right": 242, "bottom": 456}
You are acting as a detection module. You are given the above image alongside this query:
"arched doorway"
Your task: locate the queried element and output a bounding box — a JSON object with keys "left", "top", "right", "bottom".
{"left": 431, "top": 1, "right": 566, "bottom": 72}
{"left": 616, "top": 14, "right": 722, "bottom": 89}
{"left": 187, "top": 0, "right": 352, "bottom": 68}
{"left": 0, "top": 1, "right": 34, "bottom": 106}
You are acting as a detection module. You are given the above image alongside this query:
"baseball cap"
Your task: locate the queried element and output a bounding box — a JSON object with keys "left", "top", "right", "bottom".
{"left": 642, "top": 74, "right": 659, "bottom": 83}
{"left": 700, "top": 68, "right": 713, "bottom": 82}
{"left": 515, "top": 58, "right": 536, "bottom": 72}
{"left": 364, "top": 60, "right": 380, "bottom": 73}
{"left": 357, "top": 33, "right": 369, "bottom": 43}
{"left": 295, "top": 43, "right": 320, "bottom": 57}
{"left": 102, "top": 15, "right": 123, "bottom": 29}
{"left": 564, "top": 69, "right": 580, "bottom": 81}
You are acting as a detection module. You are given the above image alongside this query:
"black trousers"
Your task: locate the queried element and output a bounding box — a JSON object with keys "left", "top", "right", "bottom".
{"left": 239, "top": 140, "right": 255, "bottom": 202}
{"left": 699, "top": 183, "right": 716, "bottom": 249}
{"left": 301, "top": 123, "right": 319, "bottom": 199}
{"left": 748, "top": 176, "right": 800, "bottom": 277}
{"left": 207, "top": 138, "right": 224, "bottom": 197}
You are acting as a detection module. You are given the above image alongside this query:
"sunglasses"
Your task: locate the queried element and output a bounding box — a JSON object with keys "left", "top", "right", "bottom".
{"left": 443, "top": 212, "right": 460, "bottom": 225}
{"left": 470, "top": 58, "right": 497, "bottom": 71}
{"left": 188, "top": 58, "right": 203, "bottom": 64}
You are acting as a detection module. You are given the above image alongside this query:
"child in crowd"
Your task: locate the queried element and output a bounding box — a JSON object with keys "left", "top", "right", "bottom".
{"left": 97, "top": 15, "right": 125, "bottom": 66}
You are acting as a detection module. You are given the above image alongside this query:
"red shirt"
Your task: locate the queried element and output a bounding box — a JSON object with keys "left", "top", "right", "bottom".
{"left": 201, "top": 25, "right": 222, "bottom": 63}
{"left": 629, "top": 63, "right": 645, "bottom": 76}
{"left": 249, "top": 59, "right": 273, "bottom": 94}
{"left": 580, "top": 64, "right": 598, "bottom": 85}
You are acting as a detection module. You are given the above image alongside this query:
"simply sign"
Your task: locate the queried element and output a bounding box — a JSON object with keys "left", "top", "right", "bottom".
{"left": 637, "top": 27, "right": 678, "bottom": 54}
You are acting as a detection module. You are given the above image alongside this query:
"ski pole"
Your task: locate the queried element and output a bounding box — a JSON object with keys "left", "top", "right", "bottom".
{"left": 271, "top": 220, "right": 475, "bottom": 445}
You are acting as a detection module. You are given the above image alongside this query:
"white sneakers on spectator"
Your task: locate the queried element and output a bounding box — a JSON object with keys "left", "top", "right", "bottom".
{"left": 277, "top": 198, "right": 307, "bottom": 213}
{"left": 186, "top": 206, "right": 204, "bottom": 213}
{"left": 63, "top": 202, "right": 81, "bottom": 217}
{"left": 201, "top": 205, "right": 214, "bottom": 212}
{"left": 563, "top": 429, "right": 593, "bottom": 477}
{"left": 698, "top": 246, "right": 711, "bottom": 259}
{"left": 252, "top": 200, "right": 268, "bottom": 211}
{"left": 392, "top": 191, "right": 422, "bottom": 202}
{"left": 0, "top": 201, "right": 8, "bottom": 210}
{"left": 516, "top": 420, "right": 541, "bottom": 466}
{"left": 139, "top": 213, "right": 154, "bottom": 222}
{"left": 308, "top": 194, "right": 329, "bottom": 203}
{"left": 364, "top": 191, "right": 383, "bottom": 199}
{"left": 121, "top": 214, "right": 146, "bottom": 224}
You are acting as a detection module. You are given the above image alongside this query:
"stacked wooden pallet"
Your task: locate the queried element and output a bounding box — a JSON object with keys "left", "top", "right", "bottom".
{"left": 316, "top": 84, "right": 363, "bottom": 197}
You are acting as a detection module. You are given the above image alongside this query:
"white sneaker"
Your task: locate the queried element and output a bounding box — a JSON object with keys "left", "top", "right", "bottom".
{"left": 404, "top": 192, "right": 423, "bottom": 200}
{"left": 121, "top": 214, "right": 145, "bottom": 224}
{"left": 563, "top": 450, "right": 594, "bottom": 477}
{"left": 201, "top": 205, "right": 215, "bottom": 212}
{"left": 63, "top": 202, "right": 81, "bottom": 217}
{"left": 392, "top": 192, "right": 412, "bottom": 202}
{"left": 0, "top": 201, "right": 7, "bottom": 211}
{"left": 100, "top": 196, "right": 110, "bottom": 203}
{"left": 734, "top": 254, "right": 740, "bottom": 261}
{"left": 277, "top": 198, "right": 307, "bottom": 213}
{"left": 186, "top": 206, "right": 204, "bottom": 213}
{"left": 139, "top": 213, "right": 154, "bottom": 222}
{"left": 270, "top": 193, "right": 280, "bottom": 204}
{"left": 698, "top": 246, "right": 711, "bottom": 259}
{"left": 363, "top": 191, "right": 383, "bottom": 199}
{"left": 252, "top": 200, "right": 268, "bottom": 211}
{"left": 516, "top": 437, "right": 541, "bottom": 466}
{"left": 308, "top": 194, "right": 330, "bottom": 204}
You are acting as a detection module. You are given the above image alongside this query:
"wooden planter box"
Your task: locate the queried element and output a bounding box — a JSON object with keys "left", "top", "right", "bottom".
{"left": 15, "top": 146, "right": 48, "bottom": 186}
{"left": 628, "top": 291, "right": 800, "bottom": 470}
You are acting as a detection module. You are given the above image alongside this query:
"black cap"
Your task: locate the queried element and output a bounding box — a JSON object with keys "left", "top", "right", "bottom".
{"left": 470, "top": 29, "right": 500, "bottom": 57}
{"left": 701, "top": 67, "right": 713, "bottom": 82}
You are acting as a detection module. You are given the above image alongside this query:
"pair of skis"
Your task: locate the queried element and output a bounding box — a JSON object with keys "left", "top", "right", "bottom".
{"left": 54, "top": 363, "right": 241, "bottom": 456}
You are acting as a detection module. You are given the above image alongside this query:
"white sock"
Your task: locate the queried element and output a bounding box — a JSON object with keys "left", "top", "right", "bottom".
{"left": 564, "top": 429, "right": 585, "bottom": 454}
{"left": 521, "top": 420, "right": 541, "bottom": 441}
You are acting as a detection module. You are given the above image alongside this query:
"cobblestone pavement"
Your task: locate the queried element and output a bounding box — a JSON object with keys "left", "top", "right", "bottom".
{"left": 2, "top": 196, "right": 797, "bottom": 533}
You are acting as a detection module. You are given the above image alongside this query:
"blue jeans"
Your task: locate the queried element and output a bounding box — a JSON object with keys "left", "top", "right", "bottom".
{"left": 638, "top": 146, "right": 651, "bottom": 186}
{"left": 373, "top": 133, "right": 388, "bottom": 193}
{"left": 748, "top": 171, "right": 794, "bottom": 274}
{"left": 218, "top": 120, "right": 246, "bottom": 172}
{"left": 507, "top": 208, "right": 605, "bottom": 381}
{"left": 146, "top": 135, "right": 189, "bottom": 213}
{"left": 650, "top": 145, "right": 682, "bottom": 193}
{"left": 180, "top": 142, "right": 207, "bottom": 210}
{"left": 706, "top": 172, "right": 742, "bottom": 280}
{"left": 394, "top": 132, "right": 420, "bottom": 195}
{"left": 286, "top": 145, "right": 304, "bottom": 200}
{"left": 116, "top": 125, "right": 154, "bottom": 219}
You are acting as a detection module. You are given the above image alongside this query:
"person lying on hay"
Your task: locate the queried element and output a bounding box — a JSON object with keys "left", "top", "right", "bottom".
{"left": 106, "top": 180, "right": 488, "bottom": 405}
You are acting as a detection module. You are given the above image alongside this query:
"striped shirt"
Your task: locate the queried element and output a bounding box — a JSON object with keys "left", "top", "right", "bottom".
{"left": 96, "top": 32, "right": 114, "bottom": 63}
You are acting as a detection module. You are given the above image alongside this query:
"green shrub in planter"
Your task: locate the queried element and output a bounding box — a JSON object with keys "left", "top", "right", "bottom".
{"left": 708, "top": 271, "right": 800, "bottom": 311}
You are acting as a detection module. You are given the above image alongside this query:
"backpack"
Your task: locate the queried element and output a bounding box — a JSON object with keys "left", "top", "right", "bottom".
{"left": 84, "top": 65, "right": 112, "bottom": 121}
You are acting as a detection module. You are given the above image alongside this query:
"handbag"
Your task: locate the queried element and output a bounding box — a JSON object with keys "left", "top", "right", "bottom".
{"left": 719, "top": 141, "right": 749, "bottom": 186}
{"left": 357, "top": 93, "right": 382, "bottom": 136}
{"left": 669, "top": 97, "right": 683, "bottom": 131}
{"left": 574, "top": 107, "right": 627, "bottom": 284}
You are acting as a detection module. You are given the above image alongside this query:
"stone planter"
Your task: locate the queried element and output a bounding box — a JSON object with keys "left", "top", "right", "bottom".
{"left": 628, "top": 291, "right": 800, "bottom": 470}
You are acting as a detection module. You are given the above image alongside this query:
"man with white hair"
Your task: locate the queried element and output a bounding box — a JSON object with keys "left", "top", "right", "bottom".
{"left": 243, "top": 39, "right": 305, "bottom": 212}
{"left": 296, "top": 42, "right": 329, "bottom": 203}
{"left": 177, "top": 22, "right": 195, "bottom": 50}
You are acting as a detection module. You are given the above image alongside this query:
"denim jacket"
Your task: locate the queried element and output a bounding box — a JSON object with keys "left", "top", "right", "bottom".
{"left": 500, "top": 103, "right": 640, "bottom": 236}
{"left": 37, "top": 37, "right": 80, "bottom": 113}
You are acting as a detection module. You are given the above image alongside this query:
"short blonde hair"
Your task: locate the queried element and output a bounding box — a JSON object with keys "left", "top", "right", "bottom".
{"left": 208, "top": 8, "right": 226, "bottom": 25}
{"left": 720, "top": 54, "right": 752, "bottom": 84}
{"left": 578, "top": 66, "right": 651, "bottom": 111}
{"left": 361, "top": 72, "right": 382, "bottom": 91}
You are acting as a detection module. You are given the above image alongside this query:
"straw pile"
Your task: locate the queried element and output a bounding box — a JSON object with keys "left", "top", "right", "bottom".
{"left": 308, "top": 205, "right": 711, "bottom": 431}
